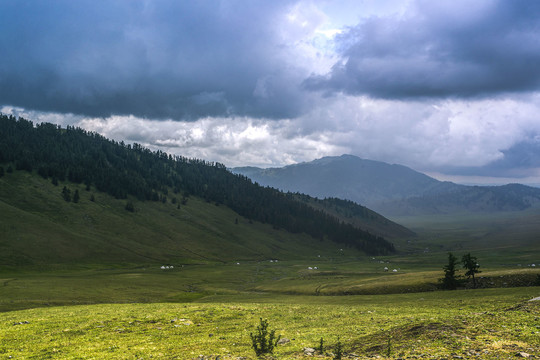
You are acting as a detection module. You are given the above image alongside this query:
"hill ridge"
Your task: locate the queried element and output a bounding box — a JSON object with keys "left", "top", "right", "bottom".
{"left": 233, "top": 154, "right": 540, "bottom": 216}
{"left": 0, "top": 115, "right": 401, "bottom": 266}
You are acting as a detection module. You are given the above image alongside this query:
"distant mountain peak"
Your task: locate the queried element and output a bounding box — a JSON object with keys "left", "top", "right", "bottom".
{"left": 234, "top": 155, "right": 540, "bottom": 216}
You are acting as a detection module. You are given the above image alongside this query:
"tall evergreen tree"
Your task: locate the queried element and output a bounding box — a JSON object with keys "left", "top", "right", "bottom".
{"left": 62, "top": 186, "right": 71, "bottom": 202}
{"left": 125, "top": 201, "right": 135, "bottom": 212}
{"left": 441, "top": 252, "right": 460, "bottom": 290}
{"left": 73, "top": 189, "right": 80, "bottom": 203}
{"left": 462, "top": 253, "right": 481, "bottom": 288}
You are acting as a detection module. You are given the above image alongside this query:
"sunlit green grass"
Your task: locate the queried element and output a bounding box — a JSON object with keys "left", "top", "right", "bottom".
{"left": 0, "top": 288, "right": 538, "bottom": 359}
{"left": 2, "top": 166, "right": 540, "bottom": 359}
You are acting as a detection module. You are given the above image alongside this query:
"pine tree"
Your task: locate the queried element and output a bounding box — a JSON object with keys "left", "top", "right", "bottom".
{"left": 62, "top": 186, "right": 71, "bottom": 202}
{"left": 125, "top": 201, "right": 135, "bottom": 212}
{"left": 441, "top": 252, "right": 460, "bottom": 290}
{"left": 462, "top": 253, "right": 481, "bottom": 288}
{"left": 73, "top": 189, "right": 80, "bottom": 203}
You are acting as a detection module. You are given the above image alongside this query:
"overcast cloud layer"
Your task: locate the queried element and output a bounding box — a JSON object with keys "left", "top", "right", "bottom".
{"left": 1, "top": 0, "right": 540, "bottom": 185}
{"left": 306, "top": 1, "right": 540, "bottom": 99}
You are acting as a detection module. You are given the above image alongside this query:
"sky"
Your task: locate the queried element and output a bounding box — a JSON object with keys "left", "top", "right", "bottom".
{"left": 2, "top": 0, "right": 540, "bottom": 185}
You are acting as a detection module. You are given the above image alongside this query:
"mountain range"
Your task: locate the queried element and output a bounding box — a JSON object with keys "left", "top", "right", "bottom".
{"left": 233, "top": 154, "right": 540, "bottom": 216}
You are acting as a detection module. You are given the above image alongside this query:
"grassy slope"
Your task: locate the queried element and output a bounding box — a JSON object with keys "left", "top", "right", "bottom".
{"left": 0, "top": 170, "right": 363, "bottom": 268}
{"left": 1, "top": 171, "right": 540, "bottom": 358}
{"left": 0, "top": 288, "right": 538, "bottom": 359}
{"left": 1, "top": 170, "right": 538, "bottom": 312}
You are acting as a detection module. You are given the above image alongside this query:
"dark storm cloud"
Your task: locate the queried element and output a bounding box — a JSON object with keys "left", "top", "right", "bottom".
{"left": 0, "top": 0, "right": 306, "bottom": 119}
{"left": 304, "top": 0, "right": 540, "bottom": 99}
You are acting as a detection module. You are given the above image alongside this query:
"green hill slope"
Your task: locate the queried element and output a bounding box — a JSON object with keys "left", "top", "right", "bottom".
{"left": 0, "top": 170, "right": 365, "bottom": 268}
{"left": 0, "top": 114, "right": 396, "bottom": 256}
{"left": 0, "top": 115, "right": 410, "bottom": 267}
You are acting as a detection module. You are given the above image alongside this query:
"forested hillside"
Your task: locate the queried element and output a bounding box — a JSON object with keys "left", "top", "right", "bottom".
{"left": 233, "top": 155, "right": 458, "bottom": 210}
{"left": 0, "top": 114, "right": 395, "bottom": 255}
{"left": 294, "top": 194, "right": 415, "bottom": 239}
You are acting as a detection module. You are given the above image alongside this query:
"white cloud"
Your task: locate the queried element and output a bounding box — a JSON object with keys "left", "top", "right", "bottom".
{"left": 69, "top": 115, "right": 345, "bottom": 168}
{"left": 289, "top": 93, "right": 540, "bottom": 172}
{"left": 4, "top": 89, "right": 540, "bottom": 178}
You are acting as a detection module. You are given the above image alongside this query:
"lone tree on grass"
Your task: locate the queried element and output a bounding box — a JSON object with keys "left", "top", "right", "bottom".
{"left": 441, "top": 252, "right": 460, "bottom": 290}
{"left": 62, "top": 186, "right": 71, "bottom": 202}
{"left": 125, "top": 201, "right": 135, "bottom": 212}
{"left": 73, "top": 189, "right": 80, "bottom": 203}
{"left": 462, "top": 253, "right": 481, "bottom": 288}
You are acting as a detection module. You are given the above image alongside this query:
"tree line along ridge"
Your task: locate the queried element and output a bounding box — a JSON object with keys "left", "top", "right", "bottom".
{"left": 0, "top": 114, "right": 395, "bottom": 255}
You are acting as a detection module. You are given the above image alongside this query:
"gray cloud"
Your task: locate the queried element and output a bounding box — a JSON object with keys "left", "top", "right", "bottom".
{"left": 3, "top": 0, "right": 540, "bottom": 185}
{"left": 0, "top": 0, "right": 310, "bottom": 120}
{"left": 438, "top": 135, "right": 540, "bottom": 178}
{"left": 304, "top": 0, "right": 540, "bottom": 99}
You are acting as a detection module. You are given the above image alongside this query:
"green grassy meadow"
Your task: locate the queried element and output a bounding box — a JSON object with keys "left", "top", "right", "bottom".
{"left": 1, "top": 170, "right": 540, "bottom": 358}
{"left": 0, "top": 288, "right": 538, "bottom": 359}
{"left": 0, "top": 170, "right": 356, "bottom": 268}
{"left": 0, "top": 258, "right": 538, "bottom": 359}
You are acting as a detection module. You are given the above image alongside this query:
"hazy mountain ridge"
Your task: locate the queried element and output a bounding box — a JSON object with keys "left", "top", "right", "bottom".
{"left": 234, "top": 155, "right": 540, "bottom": 216}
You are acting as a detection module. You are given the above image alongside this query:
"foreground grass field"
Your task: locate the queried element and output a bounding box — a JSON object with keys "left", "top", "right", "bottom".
{"left": 1, "top": 259, "right": 538, "bottom": 359}
{"left": 0, "top": 288, "right": 538, "bottom": 359}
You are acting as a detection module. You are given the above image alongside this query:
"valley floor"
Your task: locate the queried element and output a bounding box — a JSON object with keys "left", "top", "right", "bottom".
{"left": 0, "top": 260, "right": 539, "bottom": 359}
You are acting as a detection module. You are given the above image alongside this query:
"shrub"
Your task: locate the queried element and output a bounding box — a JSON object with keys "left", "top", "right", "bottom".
{"left": 317, "top": 337, "right": 324, "bottom": 353}
{"left": 333, "top": 336, "right": 343, "bottom": 360}
{"left": 250, "top": 318, "right": 280, "bottom": 357}
{"left": 386, "top": 335, "right": 392, "bottom": 357}
{"left": 125, "top": 201, "right": 135, "bottom": 212}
